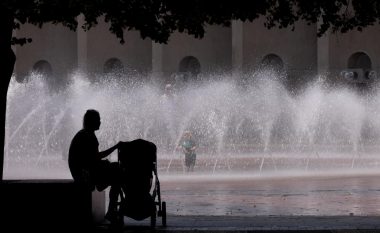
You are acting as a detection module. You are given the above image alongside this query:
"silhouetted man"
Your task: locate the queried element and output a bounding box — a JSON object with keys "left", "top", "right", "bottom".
{"left": 68, "top": 109, "right": 121, "bottom": 222}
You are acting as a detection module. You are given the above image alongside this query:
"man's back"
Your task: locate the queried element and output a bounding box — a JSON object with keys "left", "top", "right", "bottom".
{"left": 68, "top": 129, "right": 99, "bottom": 182}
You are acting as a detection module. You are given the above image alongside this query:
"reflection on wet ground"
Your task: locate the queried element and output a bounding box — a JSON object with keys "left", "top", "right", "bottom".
{"left": 5, "top": 157, "right": 380, "bottom": 218}
{"left": 160, "top": 171, "right": 380, "bottom": 216}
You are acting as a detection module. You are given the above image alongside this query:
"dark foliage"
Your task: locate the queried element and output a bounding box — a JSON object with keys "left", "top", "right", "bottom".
{"left": 3, "top": 0, "right": 380, "bottom": 45}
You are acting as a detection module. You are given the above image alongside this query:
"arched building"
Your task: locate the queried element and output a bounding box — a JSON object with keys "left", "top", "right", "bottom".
{"left": 12, "top": 16, "right": 380, "bottom": 91}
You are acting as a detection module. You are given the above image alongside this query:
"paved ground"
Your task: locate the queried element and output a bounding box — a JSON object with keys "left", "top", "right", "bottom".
{"left": 159, "top": 171, "right": 380, "bottom": 216}
{"left": 95, "top": 171, "right": 380, "bottom": 232}
{"left": 95, "top": 215, "right": 380, "bottom": 232}
{"left": 5, "top": 156, "right": 380, "bottom": 232}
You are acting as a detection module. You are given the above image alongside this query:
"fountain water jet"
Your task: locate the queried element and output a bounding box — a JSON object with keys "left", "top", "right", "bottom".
{"left": 4, "top": 70, "right": 380, "bottom": 179}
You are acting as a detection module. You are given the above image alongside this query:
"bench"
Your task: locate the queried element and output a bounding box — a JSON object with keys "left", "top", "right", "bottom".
{"left": 0, "top": 179, "right": 104, "bottom": 231}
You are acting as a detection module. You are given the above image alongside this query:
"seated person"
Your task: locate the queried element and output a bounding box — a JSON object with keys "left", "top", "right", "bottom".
{"left": 68, "top": 109, "right": 122, "bottom": 222}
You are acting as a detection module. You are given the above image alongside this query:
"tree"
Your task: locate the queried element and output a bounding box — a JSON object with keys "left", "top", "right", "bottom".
{"left": 2, "top": 0, "right": 380, "bottom": 180}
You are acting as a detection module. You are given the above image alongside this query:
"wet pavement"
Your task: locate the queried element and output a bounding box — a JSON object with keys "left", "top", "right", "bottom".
{"left": 95, "top": 171, "right": 380, "bottom": 232}
{"left": 5, "top": 156, "right": 380, "bottom": 231}
{"left": 159, "top": 171, "right": 380, "bottom": 216}
{"left": 96, "top": 215, "right": 380, "bottom": 232}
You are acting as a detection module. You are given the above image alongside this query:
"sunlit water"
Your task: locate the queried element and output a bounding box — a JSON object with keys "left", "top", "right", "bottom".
{"left": 5, "top": 70, "right": 380, "bottom": 179}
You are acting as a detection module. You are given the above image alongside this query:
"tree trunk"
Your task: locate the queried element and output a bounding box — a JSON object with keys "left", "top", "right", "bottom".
{"left": 0, "top": 7, "right": 16, "bottom": 181}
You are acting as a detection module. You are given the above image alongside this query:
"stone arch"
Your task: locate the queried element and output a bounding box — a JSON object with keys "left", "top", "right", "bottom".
{"left": 32, "top": 60, "right": 53, "bottom": 78}
{"left": 342, "top": 52, "right": 377, "bottom": 89}
{"left": 179, "top": 56, "right": 201, "bottom": 77}
{"left": 261, "top": 54, "right": 284, "bottom": 72}
{"left": 348, "top": 52, "right": 372, "bottom": 70}
{"left": 104, "top": 58, "right": 124, "bottom": 74}
{"left": 32, "top": 60, "right": 63, "bottom": 91}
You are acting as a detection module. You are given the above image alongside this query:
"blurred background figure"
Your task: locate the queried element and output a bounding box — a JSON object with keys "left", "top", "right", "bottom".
{"left": 180, "top": 131, "right": 197, "bottom": 172}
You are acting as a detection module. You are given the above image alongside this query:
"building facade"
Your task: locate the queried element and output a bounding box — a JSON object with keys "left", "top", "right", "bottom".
{"left": 12, "top": 16, "right": 380, "bottom": 91}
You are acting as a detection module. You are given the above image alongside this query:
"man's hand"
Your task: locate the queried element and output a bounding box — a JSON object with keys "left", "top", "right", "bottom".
{"left": 99, "top": 141, "right": 124, "bottom": 159}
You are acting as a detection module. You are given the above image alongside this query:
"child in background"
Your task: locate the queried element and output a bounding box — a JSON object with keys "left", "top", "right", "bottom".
{"left": 181, "top": 131, "right": 197, "bottom": 172}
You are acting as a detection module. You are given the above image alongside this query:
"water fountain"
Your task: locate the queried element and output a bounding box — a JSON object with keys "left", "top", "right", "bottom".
{"left": 4, "top": 69, "right": 380, "bottom": 179}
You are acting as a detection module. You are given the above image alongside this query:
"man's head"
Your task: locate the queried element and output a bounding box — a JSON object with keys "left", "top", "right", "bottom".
{"left": 83, "top": 109, "right": 101, "bottom": 131}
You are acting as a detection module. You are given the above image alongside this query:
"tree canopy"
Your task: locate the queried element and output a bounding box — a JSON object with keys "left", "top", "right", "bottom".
{"left": 4, "top": 0, "right": 380, "bottom": 46}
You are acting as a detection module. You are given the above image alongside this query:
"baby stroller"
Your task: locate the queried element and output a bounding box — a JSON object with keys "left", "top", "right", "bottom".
{"left": 116, "top": 139, "right": 166, "bottom": 228}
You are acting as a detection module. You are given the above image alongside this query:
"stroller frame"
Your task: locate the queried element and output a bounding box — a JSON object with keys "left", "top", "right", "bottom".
{"left": 114, "top": 140, "right": 167, "bottom": 229}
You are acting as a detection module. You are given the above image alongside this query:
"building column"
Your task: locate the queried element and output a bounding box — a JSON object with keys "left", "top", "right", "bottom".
{"left": 77, "top": 14, "right": 87, "bottom": 74}
{"left": 152, "top": 42, "right": 164, "bottom": 82}
{"left": 317, "top": 24, "right": 329, "bottom": 75}
{"left": 232, "top": 20, "right": 243, "bottom": 75}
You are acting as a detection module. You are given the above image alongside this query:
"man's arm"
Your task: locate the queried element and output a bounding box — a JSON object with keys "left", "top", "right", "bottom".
{"left": 97, "top": 142, "right": 121, "bottom": 159}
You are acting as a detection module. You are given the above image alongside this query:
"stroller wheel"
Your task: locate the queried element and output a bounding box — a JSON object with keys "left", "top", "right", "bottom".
{"left": 162, "top": 201, "right": 167, "bottom": 227}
